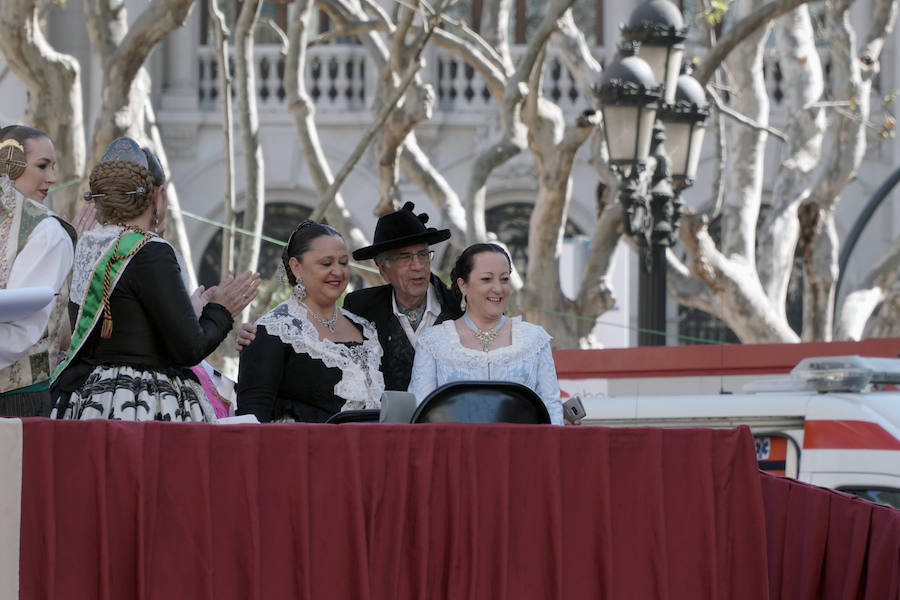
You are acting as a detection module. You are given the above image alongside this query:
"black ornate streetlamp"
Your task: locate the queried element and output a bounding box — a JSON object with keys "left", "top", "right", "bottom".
{"left": 595, "top": 0, "right": 709, "bottom": 346}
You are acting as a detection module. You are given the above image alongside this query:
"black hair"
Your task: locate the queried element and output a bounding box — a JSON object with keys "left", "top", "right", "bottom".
{"left": 449, "top": 243, "right": 512, "bottom": 295}
{"left": 281, "top": 219, "right": 343, "bottom": 285}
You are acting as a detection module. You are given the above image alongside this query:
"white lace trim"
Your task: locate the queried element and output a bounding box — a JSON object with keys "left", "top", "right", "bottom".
{"left": 416, "top": 316, "right": 551, "bottom": 368}
{"left": 256, "top": 298, "right": 385, "bottom": 410}
{"left": 70, "top": 224, "right": 169, "bottom": 307}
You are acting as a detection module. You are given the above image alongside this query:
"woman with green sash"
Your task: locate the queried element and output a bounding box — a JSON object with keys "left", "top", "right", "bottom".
{"left": 51, "top": 137, "right": 259, "bottom": 422}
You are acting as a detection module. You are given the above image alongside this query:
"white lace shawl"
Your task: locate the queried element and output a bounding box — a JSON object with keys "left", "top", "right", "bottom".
{"left": 69, "top": 224, "right": 169, "bottom": 308}
{"left": 256, "top": 298, "right": 385, "bottom": 410}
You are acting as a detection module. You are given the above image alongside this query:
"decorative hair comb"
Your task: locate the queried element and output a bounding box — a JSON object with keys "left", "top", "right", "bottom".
{"left": 99, "top": 137, "right": 149, "bottom": 169}
{"left": 0, "top": 139, "right": 27, "bottom": 177}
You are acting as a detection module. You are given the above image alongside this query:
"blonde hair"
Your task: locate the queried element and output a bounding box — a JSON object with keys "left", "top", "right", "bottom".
{"left": 87, "top": 160, "right": 155, "bottom": 224}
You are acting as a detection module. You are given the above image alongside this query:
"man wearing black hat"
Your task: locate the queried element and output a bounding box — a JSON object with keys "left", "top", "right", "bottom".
{"left": 235, "top": 202, "right": 461, "bottom": 389}
{"left": 343, "top": 202, "right": 461, "bottom": 391}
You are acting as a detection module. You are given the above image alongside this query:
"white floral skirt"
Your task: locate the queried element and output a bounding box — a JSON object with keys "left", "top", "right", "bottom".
{"left": 52, "top": 364, "right": 217, "bottom": 422}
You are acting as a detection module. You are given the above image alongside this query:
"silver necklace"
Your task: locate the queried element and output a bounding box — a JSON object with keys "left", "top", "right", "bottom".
{"left": 303, "top": 303, "right": 338, "bottom": 332}
{"left": 463, "top": 313, "right": 506, "bottom": 352}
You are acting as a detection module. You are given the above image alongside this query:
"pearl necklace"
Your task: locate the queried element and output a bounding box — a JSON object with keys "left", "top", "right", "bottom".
{"left": 302, "top": 302, "right": 338, "bottom": 332}
{"left": 463, "top": 313, "right": 506, "bottom": 352}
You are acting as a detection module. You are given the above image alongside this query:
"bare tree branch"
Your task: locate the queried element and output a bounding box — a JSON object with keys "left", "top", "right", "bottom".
{"left": 311, "top": 0, "right": 450, "bottom": 221}
{"left": 310, "top": 20, "right": 385, "bottom": 46}
{"left": 706, "top": 85, "right": 788, "bottom": 141}
{"left": 694, "top": 0, "right": 821, "bottom": 85}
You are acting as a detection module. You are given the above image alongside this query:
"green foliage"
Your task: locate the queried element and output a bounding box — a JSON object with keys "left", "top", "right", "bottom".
{"left": 705, "top": 0, "right": 729, "bottom": 26}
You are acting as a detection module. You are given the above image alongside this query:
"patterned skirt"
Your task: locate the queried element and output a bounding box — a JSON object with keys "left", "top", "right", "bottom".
{"left": 52, "top": 364, "right": 217, "bottom": 423}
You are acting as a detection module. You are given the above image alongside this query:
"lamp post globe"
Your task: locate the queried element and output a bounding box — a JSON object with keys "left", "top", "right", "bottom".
{"left": 659, "top": 73, "right": 710, "bottom": 191}
{"left": 595, "top": 49, "right": 662, "bottom": 178}
{"left": 622, "top": 0, "right": 688, "bottom": 104}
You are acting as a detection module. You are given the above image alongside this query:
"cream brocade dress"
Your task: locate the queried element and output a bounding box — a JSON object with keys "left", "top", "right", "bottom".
{"left": 408, "top": 316, "right": 564, "bottom": 425}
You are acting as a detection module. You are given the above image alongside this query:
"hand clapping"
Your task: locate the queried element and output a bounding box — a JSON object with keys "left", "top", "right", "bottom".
{"left": 208, "top": 271, "right": 261, "bottom": 317}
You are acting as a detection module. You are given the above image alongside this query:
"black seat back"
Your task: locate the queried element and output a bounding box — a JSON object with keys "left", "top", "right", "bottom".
{"left": 325, "top": 409, "right": 380, "bottom": 424}
{"left": 411, "top": 381, "right": 550, "bottom": 424}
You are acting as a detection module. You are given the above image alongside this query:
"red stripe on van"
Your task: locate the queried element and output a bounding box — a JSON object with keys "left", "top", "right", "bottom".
{"left": 803, "top": 420, "right": 900, "bottom": 450}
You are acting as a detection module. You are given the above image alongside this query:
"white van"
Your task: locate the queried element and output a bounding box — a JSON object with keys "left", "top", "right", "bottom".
{"left": 577, "top": 355, "right": 900, "bottom": 509}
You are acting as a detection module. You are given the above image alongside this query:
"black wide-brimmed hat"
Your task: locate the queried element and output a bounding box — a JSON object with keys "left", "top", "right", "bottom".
{"left": 352, "top": 201, "right": 451, "bottom": 261}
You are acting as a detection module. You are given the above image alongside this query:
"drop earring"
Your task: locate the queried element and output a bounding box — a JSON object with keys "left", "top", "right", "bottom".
{"left": 151, "top": 206, "right": 159, "bottom": 232}
{"left": 460, "top": 294, "right": 467, "bottom": 311}
{"left": 293, "top": 275, "right": 307, "bottom": 301}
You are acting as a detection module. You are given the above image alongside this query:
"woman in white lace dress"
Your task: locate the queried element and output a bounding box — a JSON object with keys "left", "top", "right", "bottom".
{"left": 236, "top": 220, "right": 384, "bottom": 422}
{"left": 408, "top": 243, "right": 564, "bottom": 425}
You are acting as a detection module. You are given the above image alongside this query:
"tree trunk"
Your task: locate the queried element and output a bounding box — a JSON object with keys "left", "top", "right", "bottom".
{"left": 84, "top": 0, "right": 198, "bottom": 287}
{"left": 835, "top": 236, "right": 900, "bottom": 339}
{"left": 462, "top": 0, "right": 576, "bottom": 244}
{"left": 757, "top": 6, "right": 824, "bottom": 320}
{"left": 85, "top": 0, "right": 197, "bottom": 162}
{"left": 0, "top": 0, "right": 86, "bottom": 220}
{"left": 209, "top": 0, "right": 237, "bottom": 278}
{"left": 233, "top": 0, "right": 265, "bottom": 275}
{"left": 284, "top": 0, "right": 378, "bottom": 285}
{"left": 679, "top": 215, "right": 800, "bottom": 342}
{"left": 720, "top": 0, "right": 770, "bottom": 263}
{"left": 798, "top": 0, "right": 895, "bottom": 340}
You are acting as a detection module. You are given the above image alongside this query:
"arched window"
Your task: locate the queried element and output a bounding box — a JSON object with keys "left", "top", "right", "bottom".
{"left": 484, "top": 202, "right": 584, "bottom": 275}
{"left": 198, "top": 202, "right": 311, "bottom": 288}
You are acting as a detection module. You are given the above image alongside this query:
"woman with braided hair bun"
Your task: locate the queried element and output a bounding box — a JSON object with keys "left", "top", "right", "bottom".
{"left": 51, "top": 137, "right": 260, "bottom": 422}
{"left": 0, "top": 125, "right": 77, "bottom": 416}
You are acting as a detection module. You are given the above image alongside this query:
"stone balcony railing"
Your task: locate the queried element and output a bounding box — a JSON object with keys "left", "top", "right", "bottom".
{"left": 196, "top": 44, "right": 595, "bottom": 115}
{"left": 195, "top": 43, "right": 814, "bottom": 120}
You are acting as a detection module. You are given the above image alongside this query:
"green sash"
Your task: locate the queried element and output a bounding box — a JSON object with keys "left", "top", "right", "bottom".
{"left": 51, "top": 232, "right": 150, "bottom": 383}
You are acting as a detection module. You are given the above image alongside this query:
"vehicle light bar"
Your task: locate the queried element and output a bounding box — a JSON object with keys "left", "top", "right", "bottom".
{"left": 791, "top": 355, "right": 900, "bottom": 393}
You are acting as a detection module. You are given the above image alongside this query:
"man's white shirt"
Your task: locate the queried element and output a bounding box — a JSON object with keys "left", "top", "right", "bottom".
{"left": 391, "top": 283, "right": 443, "bottom": 346}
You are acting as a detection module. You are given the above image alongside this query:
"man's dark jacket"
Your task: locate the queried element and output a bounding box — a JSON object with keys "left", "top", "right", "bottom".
{"left": 343, "top": 273, "right": 461, "bottom": 391}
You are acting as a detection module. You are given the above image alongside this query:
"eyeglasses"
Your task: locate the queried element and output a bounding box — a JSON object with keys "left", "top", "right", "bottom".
{"left": 384, "top": 249, "right": 434, "bottom": 266}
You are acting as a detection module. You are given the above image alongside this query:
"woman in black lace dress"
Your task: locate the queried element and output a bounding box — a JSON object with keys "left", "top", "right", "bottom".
{"left": 236, "top": 220, "right": 384, "bottom": 422}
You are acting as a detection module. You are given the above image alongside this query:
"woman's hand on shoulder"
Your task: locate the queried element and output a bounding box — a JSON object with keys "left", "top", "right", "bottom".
{"left": 236, "top": 318, "right": 259, "bottom": 351}
{"left": 208, "top": 270, "right": 261, "bottom": 317}
{"left": 71, "top": 203, "right": 98, "bottom": 236}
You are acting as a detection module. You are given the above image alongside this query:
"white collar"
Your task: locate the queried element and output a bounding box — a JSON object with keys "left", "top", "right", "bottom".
{"left": 391, "top": 281, "right": 441, "bottom": 321}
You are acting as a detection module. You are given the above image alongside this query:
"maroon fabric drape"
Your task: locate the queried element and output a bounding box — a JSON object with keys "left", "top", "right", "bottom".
{"left": 19, "top": 421, "right": 771, "bottom": 599}
{"left": 760, "top": 472, "right": 900, "bottom": 600}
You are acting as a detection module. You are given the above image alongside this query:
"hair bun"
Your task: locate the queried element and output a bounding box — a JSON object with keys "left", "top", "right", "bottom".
{"left": 0, "top": 139, "right": 27, "bottom": 180}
